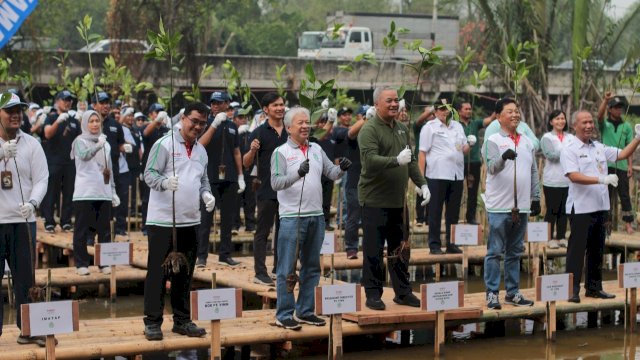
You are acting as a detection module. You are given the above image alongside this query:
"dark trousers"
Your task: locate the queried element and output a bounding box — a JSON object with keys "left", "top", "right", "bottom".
{"left": 233, "top": 175, "right": 256, "bottom": 230}
{"left": 197, "top": 181, "right": 239, "bottom": 261}
{"left": 566, "top": 209, "right": 607, "bottom": 295}
{"left": 321, "top": 177, "right": 334, "bottom": 225}
{"left": 72, "top": 200, "right": 111, "bottom": 268}
{"left": 608, "top": 167, "right": 633, "bottom": 223}
{"left": 143, "top": 225, "right": 197, "bottom": 326}
{"left": 427, "top": 178, "right": 464, "bottom": 250}
{"left": 0, "top": 223, "right": 33, "bottom": 335}
{"left": 129, "top": 169, "right": 140, "bottom": 216}
{"left": 140, "top": 179, "right": 150, "bottom": 230}
{"left": 415, "top": 194, "right": 428, "bottom": 223}
{"left": 344, "top": 187, "right": 361, "bottom": 252}
{"left": 41, "top": 162, "right": 75, "bottom": 227}
{"left": 543, "top": 186, "right": 569, "bottom": 239}
{"left": 361, "top": 206, "right": 411, "bottom": 299}
{"left": 254, "top": 199, "right": 279, "bottom": 277}
{"left": 115, "top": 171, "right": 131, "bottom": 233}
{"left": 464, "top": 161, "right": 481, "bottom": 223}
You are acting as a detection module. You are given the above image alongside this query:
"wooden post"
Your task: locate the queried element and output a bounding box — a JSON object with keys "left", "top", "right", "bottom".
{"left": 7, "top": 272, "right": 14, "bottom": 308}
{"left": 532, "top": 243, "right": 540, "bottom": 279}
{"left": 546, "top": 301, "right": 556, "bottom": 341}
{"left": 211, "top": 320, "right": 221, "bottom": 360}
{"left": 110, "top": 265, "right": 117, "bottom": 303}
{"left": 321, "top": 255, "right": 326, "bottom": 277}
{"left": 435, "top": 264, "right": 441, "bottom": 282}
{"left": 45, "top": 334, "right": 56, "bottom": 359}
{"left": 332, "top": 314, "right": 343, "bottom": 360}
{"left": 434, "top": 310, "right": 445, "bottom": 356}
{"left": 630, "top": 288, "right": 637, "bottom": 332}
{"left": 462, "top": 247, "right": 468, "bottom": 282}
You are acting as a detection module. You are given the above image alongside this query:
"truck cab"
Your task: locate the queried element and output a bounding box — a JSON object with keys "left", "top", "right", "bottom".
{"left": 297, "top": 31, "right": 324, "bottom": 59}
{"left": 316, "top": 26, "right": 373, "bottom": 60}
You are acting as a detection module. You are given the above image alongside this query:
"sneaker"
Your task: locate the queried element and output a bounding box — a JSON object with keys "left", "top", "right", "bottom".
{"left": 505, "top": 292, "right": 534, "bottom": 307}
{"left": 294, "top": 314, "right": 326, "bottom": 326}
{"left": 270, "top": 270, "right": 277, "bottom": 280}
{"left": 144, "top": 324, "right": 163, "bottom": 341}
{"left": 325, "top": 225, "right": 335, "bottom": 231}
{"left": 101, "top": 266, "right": 111, "bottom": 275}
{"left": 115, "top": 230, "right": 127, "bottom": 236}
{"left": 45, "top": 225, "right": 55, "bottom": 233}
{"left": 195, "top": 259, "right": 206, "bottom": 268}
{"left": 61, "top": 224, "right": 73, "bottom": 232}
{"left": 547, "top": 240, "right": 560, "bottom": 249}
{"left": 76, "top": 267, "right": 90, "bottom": 276}
{"left": 275, "top": 318, "right": 302, "bottom": 330}
{"left": 245, "top": 225, "right": 256, "bottom": 232}
{"left": 486, "top": 292, "right": 501, "bottom": 310}
{"left": 558, "top": 239, "right": 568, "bottom": 248}
{"left": 446, "top": 245, "right": 462, "bottom": 254}
{"left": 253, "top": 273, "right": 274, "bottom": 286}
{"left": 231, "top": 228, "right": 239, "bottom": 235}
{"left": 365, "top": 297, "right": 386, "bottom": 311}
{"left": 218, "top": 257, "right": 240, "bottom": 266}
{"left": 393, "top": 293, "right": 420, "bottom": 307}
{"left": 172, "top": 321, "right": 206, "bottom": 337}
{"left": 17, "top": 335, "right": 55, "bottom": 347}
{"left": 415, "top": 222, "right": 425, "bottom": 227}
{"left": 430, "top": 247, "right": 444, "bottom": 255}
{"left": 346, "top": 250, "right": 358, "bottom": 260}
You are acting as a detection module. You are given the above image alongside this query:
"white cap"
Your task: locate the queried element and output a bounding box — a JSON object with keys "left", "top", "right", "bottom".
{"left": 2, "top": 93, "right": 27, "bottom": 109}
{"left": 28, "top": 103, "right": 41, "bottom": 111}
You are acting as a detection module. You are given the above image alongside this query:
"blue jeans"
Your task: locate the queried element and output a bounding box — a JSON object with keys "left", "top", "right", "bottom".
{"left": 276, "top": 216, "right": 324, "bottom": 322}
{"left": 484, "top": 212, "right": 527, "bottom": 296}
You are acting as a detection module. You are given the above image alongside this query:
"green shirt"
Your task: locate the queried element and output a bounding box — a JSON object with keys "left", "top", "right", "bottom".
{"left": 460, "top": 118, "right": 484, "bottom": 163}
{"left": 599, "top": 118, "right": 633, "bottom": 170}
{"left": 358, "top": 115, "right": 427, "bottom": 208}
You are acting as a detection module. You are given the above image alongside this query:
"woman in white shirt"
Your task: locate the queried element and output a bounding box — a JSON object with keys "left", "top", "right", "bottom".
{"left": 540, "top": 110, "right": 574, "bottom": 249}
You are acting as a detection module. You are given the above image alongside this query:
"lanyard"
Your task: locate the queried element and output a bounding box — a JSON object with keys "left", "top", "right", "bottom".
{"left": 509, "top": 133, "right": 521, "bottom": 148}
{"left": 299, "top": 144, "right": 308, "bottom": 157}
{"left": 557, "top": 132, "right": 564, "bottom": 142}
{"left": 185, "top": 141, "right": 194, "bottom": 159}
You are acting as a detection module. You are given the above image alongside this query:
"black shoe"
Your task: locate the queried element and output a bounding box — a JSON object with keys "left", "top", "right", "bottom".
{"left": 430, "top": 247, "right": 444, "bottom": 255}
{"left": 245, "top": 225, "right": 256, "bottom": 232}
{"left": 115, "top": 230, "right": 127, "bottom": 236}
{"left": 568, "top": 294, "right": 581, "bottom": 303}
{"left": 61, "top": 224, "right": 73, "bottom": 232}
{"left": 172, "top": 322, "right": 206, "bottom": 337}
{"left": 393, "top": 293, "right": 420, "bottom": 307}
{"left": 17, "top": 335, "right": 55, "bottom": 347}
{"left": 294, "top": 314, "right": 326, "bottom": 326}
{"left": 365, "top": 298, "right": 386, "bottom": 311}
{"left": 585, "top": 290, "right": 616, "bottom": 299}
{"left": 446, "top": 245, "right": 462, "bottom": 254}
{"left": 276, "top": 318, "right": 302, "bottom": 330}
{"left": 325, "top": 225, "right": 335, "bottom": 231}
{"left": 44, "top": 225, "right": 55, "bottom": 233}
{"left": 144, "top": 324, "right": 163, "bottom": 341}
{"left": 253, "top": 273, "right": 274, "bottom": 286}
{"left": 486, "top": 292, "right": 502, "bottom": 310}
{"left": 195, "top": 258, "right": 206, "bottom": 268}
{"left": 218, "top": 257, "right": 240, "bottom": 266}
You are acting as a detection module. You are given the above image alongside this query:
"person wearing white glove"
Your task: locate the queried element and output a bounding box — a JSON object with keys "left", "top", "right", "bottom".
{"left": 365, "top": 106, "right": 376, "bottom": 120}
{"left": 19, "top": 202, "right": 36, "bottom": 219}
{"left": 237, "top": 124, "right": 250, "bottom": 135}
{"left": 466, "top": 134, "right": 477, "bottom": 146}
{"left": 56, "top": 112, "right": 69, "bottom": 123}
{"left": 327, "top": 108, "right": 338, "bottom": 124}
{"left": 396, "top": 146, "right": 412, "bottom": 166}
{"left": 161, "top": 176, "right": 179, "bottom": 191}
{"left": 417, "top": 184, "right": 431, "bottom": 205}
{"left": 0, "top": 139, "right": 17, "bottom": 159}
{"left": 202, "top": 191, "right": 215, "bottom": 212}
{"left": 96, "top": 134, "right": 107, "bottom": 148}
{"left": 237, "top": 175, "right": 246, "bottom": 194}
{"left": 457, "top": 102, "right": 486, "bottom": 224}
{"left": 321, "top": 98, "right": 330, "bottom": 110}
{"left": 398, "top": 99, "right": 406, "bottom": 112}
{"left": 210, "top": 112, "right": 227, "bottom": 129}
{"left": 112, "top": 193, "right": 121, "bottom": 207}
{"left": 561, "top": 110, "right": 640, "bottom": 303}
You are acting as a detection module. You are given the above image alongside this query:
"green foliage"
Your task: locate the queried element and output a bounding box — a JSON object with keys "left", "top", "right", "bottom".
{"left": 146, "top": 17, "right": 183, "bottom": 112}
{"left": 0, "top": 58, "right": 12, "bottom": 85}
{"left": 273, "top": 64, "right": 288, "bottom": 99}
{"left": 403, "top": 41, "right": 443, "bottom": 123}
{"left": 0, "top": 92, "right": 10, "bottom": 108}
{"left": 500, "top": 41, "right": 538, "bottom": 99}
{"left": 299, "top": 63, "right": 335, "bottom": 113}
{"left": 184, "top": 64, "right": 215, "bottom": 103}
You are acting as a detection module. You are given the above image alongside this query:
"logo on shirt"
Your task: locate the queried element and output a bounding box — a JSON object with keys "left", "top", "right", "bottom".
{"left": 109, "top": 126, "right": 117, "bottom": 133}
{"left": 229, "top": 128, "right": 236, "bottom": 135}
{"left": 70, "top": 123, "right": 77, "bottom": 129}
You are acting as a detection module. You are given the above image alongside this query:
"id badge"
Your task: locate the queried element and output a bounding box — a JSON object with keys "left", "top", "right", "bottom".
{"left": 1, "top": 170, "right": 12, "bottom": 190}
{"left": 102, "top": 168, "right": 110, "bottom": 185}
{"left": 218, "top": 165, "right": 226, "bottom": 180}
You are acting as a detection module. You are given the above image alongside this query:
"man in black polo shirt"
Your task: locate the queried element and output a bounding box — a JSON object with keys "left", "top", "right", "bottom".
{"left": 197, "top": 91, "right": 245, "bottom": 267}
{"left": 233, "top": 109, "right": 256, "bottom": 232}
{"left": 242, "top": 92, "right": 287, "bottom": 285}
{"left": 41, "top": 90, "right": 81, "bottom": 233}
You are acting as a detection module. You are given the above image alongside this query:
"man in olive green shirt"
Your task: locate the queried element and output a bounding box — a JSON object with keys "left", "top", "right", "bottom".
{"left": 458, "top": 102, "right": 486, "bottom": 224}
{"left": 358, "top": 87, "right": 430, "bottom": 310}
{"left": 597, "top": 92, "right": 634, "bottom": 233}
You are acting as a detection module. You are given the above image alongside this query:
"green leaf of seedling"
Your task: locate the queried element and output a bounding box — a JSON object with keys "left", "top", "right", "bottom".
{"left": 338, "top": 64, "right": 353, "bottom": 72}
{"left": 304, "top": 63, "right": 316, "bottom": 84}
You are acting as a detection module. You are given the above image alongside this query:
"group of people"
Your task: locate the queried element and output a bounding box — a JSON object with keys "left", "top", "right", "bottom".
{"left": 0, "top": 84, "right": 638, "bottom": 344}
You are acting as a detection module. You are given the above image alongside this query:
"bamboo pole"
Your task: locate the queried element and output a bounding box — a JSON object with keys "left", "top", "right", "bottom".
{"left": 629, "top": 288, "right": 637, "bottom": 332}
{"left": 546, "top": 301, "right": 556, "bottom": 341}
{"left": 211, "top": 273, "right": 221, "bottom": 360}
{"left": 110, "top": 265, "right": 117, "bottom": 303}
{"left": 331, "top": 314, "right": 343, "bottom": 360}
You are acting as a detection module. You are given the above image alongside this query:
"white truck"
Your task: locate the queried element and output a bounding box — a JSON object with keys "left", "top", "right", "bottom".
{"left": 297, "top": 11, "right": 459, "bottom": 61}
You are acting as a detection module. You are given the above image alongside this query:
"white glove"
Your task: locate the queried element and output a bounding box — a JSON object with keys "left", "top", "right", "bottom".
{"left": 237, "top": 175, "right": 246, "bottom": 194}
{"left": 162, "top": 176, "right": 179, "bottom": 191}
{"left": 57, "top": 113, "right": 69, "bottom": 123}
{"left": 419, "top": 184, "right": 431, "bottom": 206}
{"left": 211, "top": 113, "right": 226, "bottom": 129}
{"left": 335, "top": 177, "right": 342, "bottom": 186}
{"left": 202, "top": 191, "right": 215, "bottom": 212}
{"left": 112, "top": 194, "right": 121, "bottom": 207}
{"left": 635, "top": 124, "right": 640, "bottom": 140}
{"left": 398, "top": 99, "right": 406, "bottom": 112}
{"left": 238, "top": 124, "right": 250, "bottom": 134}
{"left": 321, "top": 98, "right": 329, "bottom": 110}
{"left": 365, "top": 107, "right": 376, "bottom": 120}
{"left": 1, "top": 140, "right": 17, "bottom": 159}
{"left": 96, "top": 134, "right": 107, "bottom": 148}
{"left": 155, "top": 110, "right": 168, "bottom": 123}
{"left": 327, "top": 108, "right": 338, "bottom": 123}
{"left": 19, "top": 202, "right": 35, "bottom": 219}
{"left": 599, "top": 174, "right": 619, "bottom": 187}
{"left": 123, "top": 143, "right": 133, "bottom": 153}
{"left": 396, "top": 147, "right": 412, "bottom": 166}
{"left": 467, "top": 135, "right": 477, "bottom": 146}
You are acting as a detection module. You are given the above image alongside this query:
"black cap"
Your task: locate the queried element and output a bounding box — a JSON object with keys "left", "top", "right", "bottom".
{"left": 93, "top": 91, "right": 110, "bottom": 103}
{"left": 337, "top": 107, "right": 353, "bottom": 116}
{"left": 608, "top": 96, "right": 628, "bottom": 108}
{"left": 55, "top": 90, "right": 76, "bottom": 101}
{"left": 148, "top": 103, "right": 165, "bottom": 113}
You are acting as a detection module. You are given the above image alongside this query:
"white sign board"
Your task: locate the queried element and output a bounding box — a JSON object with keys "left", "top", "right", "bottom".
{"left": 95, "top": 242, "right": 132, "bottom": 266}
{"left": 320, "top": 232, "right": 336, "bottom": 255}
{"left": 21, "top": 300, "right": 78, "bottom": 336}
{"left": 315, "top": 284, "right": 359, "bottom": 315}
{"left": 452, "top": 224, "right": 480, "bottom": 246}
{"left": 536, "top": 274, "right": 571, "bottom": 302}
{"left": 190, "top": 288, "right": 240, "bottom": 321}
{"left": 619, "top": 263, "right": 640, "bottom": 289}
{"left": 527, "top": 222, "right": 550, "bottom": 243}
{"left": 422, "top": 281, "right": 462, "bottom": 312}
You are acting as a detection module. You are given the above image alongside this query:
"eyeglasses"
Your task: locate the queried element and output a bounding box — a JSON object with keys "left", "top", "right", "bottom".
{"left": 185, "top": 116, "right": 207, "bottom": 128}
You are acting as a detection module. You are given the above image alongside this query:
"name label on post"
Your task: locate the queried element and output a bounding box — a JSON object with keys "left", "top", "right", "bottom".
{"left": 20, "top": 300, "right": 79, "bottom": 336}
{"left": 526, "top": 222, "right": 550, "bottom": 243}
{"left": 536, "top": 273, "right": 572, "bottom": 302}
{"left": 320, "top": 232, "right": 336, "bottom": 255}
{"left": 95, "top": 242, "right": 133, "bottom": 266}
{"left": 421, "top": 281, "right": 464, "bottom": 312}
{"left": 315, "top": 284, "right": 361, "bottom": 315}
{"left": 190, "top": 288, "right": 242, "bottom": 321}
{"left": 618, "top": 263, "right": 640, "bottom": 288}
{"left": 451, "top": 224, "right": 480, "bottom": 246}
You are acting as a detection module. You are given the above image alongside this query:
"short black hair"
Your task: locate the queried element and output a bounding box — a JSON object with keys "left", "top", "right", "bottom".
{"left": 261, "top": 92, "right": 283, "bottom": 108}
{"left": 183, "top": 102, "right": 209, "bottom": 117}
{"left": 456, "top": 101, "right": 472, "bottom": 111}
{"left": 547, "top": 109, "right": 568, "bottom": 131}
{"left": 495, "top": 98, "right": 517, "bottom": 114}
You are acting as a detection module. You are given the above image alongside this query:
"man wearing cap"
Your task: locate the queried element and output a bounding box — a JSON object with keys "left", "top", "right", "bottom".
{"left": 233, "top": 109, "right": 256, "bottom": 233}
{"left": 419, "top": 99, "right": 470, "bottom": 255}
{"left": 114, "top": 107, "right": 138, "bottom": 235}
{"left": 197, "top": 91, "right": 244, "bottom": 267}
{"left": 141, "top": 103, "right": 169, "bottom": 235}
{"left": 597, "top": 92, "right": 635, "bottom": 234}
{"left": 0, "top": 92, "right": 49, "bottom": 346}
{"left": 41, "top": 90, "right": 81, "bottom": 233}
{"left": 562, "top": 110, "right": 640, "bottom": 302}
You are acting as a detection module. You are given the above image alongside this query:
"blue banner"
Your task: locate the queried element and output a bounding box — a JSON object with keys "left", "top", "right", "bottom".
{"left": 0, "top": 0, "right": 39, "bottom": 50}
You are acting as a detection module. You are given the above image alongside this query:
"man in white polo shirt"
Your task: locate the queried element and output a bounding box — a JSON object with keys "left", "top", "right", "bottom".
{"left": 418, "top": 99, "right": 471, "bottom": 254}
{"left": 561, "top": 110, "right": 640, "bottom": 303}
{"left": 482, "top": 98, "right": 540, "bottom": 310}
